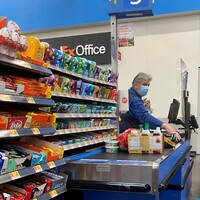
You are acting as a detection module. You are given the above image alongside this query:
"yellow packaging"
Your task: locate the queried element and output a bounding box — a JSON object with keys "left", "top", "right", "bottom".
{"left": 128, "top": 133, "right": 164, "bottom": 154}
{"left": 164, "top": 136, "right": 176, "bottom": 147}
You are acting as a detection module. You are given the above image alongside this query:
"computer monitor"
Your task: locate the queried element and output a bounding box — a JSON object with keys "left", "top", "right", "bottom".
{"left": 168, "top": 99, "right": 180, "bottom": 124}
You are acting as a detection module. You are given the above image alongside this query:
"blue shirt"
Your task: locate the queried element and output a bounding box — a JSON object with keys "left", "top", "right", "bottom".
{"left": 129, "top": 87, "right": 163, "bottom": 129}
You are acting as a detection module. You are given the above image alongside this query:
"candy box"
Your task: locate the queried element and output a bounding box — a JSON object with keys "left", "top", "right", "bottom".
{"left": 13, "top": 178, "right": 47, "bottom": 199}
{"left": 0, "top": 183, "right": 28, "bottom": 200}
{"left": 1, "top": 145, "right": 32, "bottom": 172}
{"left": 0, "top": 150, "right": 8, "bottom": 174}
{"left": 0, "top": 115, "right": 31, "bottom": 129}
{"left": 33, "top": 171, "right": 67, "bottom": 190}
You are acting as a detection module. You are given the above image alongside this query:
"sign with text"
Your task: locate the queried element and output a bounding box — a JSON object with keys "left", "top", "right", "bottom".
{"left": 108, "top": 0, "right": 154, "bottom": 19}
{"left": 42, "top": 32, "right": 111, "bottom": 65}
{"left": 123, "top": 0, "right": 148, "bottom": 9}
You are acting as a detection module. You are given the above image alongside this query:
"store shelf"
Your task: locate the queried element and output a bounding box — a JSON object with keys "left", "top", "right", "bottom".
{"left": 35, "top": 186, "right": 67, "bottom": 200}
{"left": 62, "top": 136, "right": 116, "bottom": 151}
{"left": 55, "top": 125, "right": 117, "bottom": 136}
{"left": 49, "top": 65, "right": 117, "bottom": 87}
{"left": 0, "top": 94, "right": 55, "bottom": 106}
{"left": 0, "top": 127, "right": 56, "bottom": 138}
{"left": 0, "top": 54, "right": 52, "bottom": 76}
{"left": 0, "top": 159, "right": 66, "bottom": 185}
{"left": 56, "top": 113, "right": 117, "bottom": 119}
{"left": 52, "top": 92, "right": 117, "bottom": 104}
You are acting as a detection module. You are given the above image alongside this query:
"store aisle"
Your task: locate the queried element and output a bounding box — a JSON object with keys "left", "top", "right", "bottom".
{"left": 188, "top": 154, "right": 200, "bottom": 200}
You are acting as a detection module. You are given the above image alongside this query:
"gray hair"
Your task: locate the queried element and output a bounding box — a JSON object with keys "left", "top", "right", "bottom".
{"left": 132, "top": 72, "right": 152, "bottom": 85}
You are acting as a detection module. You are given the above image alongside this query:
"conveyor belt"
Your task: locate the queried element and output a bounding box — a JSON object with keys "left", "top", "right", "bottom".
{"left": 83, "top": 149, "right": 169, "bottom": 162}
{"left": 63, "top": 141, "right": 191, "bottom": 194}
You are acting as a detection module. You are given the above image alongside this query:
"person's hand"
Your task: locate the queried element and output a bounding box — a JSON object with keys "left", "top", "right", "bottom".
{"left": 161, "top": 123, "right": 182, "bottom": 141}
{"left": 143, "top": 98, "right": 153, "bottom": 113}
{"left": 143, "top": 98, "right": 151, "bottom": 109}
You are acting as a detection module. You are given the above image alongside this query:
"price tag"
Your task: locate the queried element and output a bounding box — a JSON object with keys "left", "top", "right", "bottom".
{"left": 9, "top": 171, "right": 21, "bottom": 180}
{"left": 33, "top": 165, "right": 43, "bottom": 173}
{"left": 32, "top": 198, "right": 37, "bottom": 200}
{"left": 57, "top": 130, "right": 63, "bottom": 134}
{"left": 2, "top": 95, "right": 11, "bottom": 101}
{"left": 47, "top": 161, "right": 56, "bottom": 169}
{"left": 63, "top": 146, "right": 68, "bottom": 151}
{"left": 77, "top": 142, "right": 81, "bottom": 147}
{"left": 24, "top": 62, "right": 31, "bottom": 68}
{"left": 26, "top": 97, "right": 35, "bottom": 104}
{"left": 31, "top": 128, "right": 40, "bottom": 135}
{"left": 9, "top": 129, "right": 19, "bottom": 137}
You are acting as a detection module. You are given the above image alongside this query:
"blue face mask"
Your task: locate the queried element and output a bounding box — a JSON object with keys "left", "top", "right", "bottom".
{"left": 139, "top": 85, "right": 149, "bottom": 96}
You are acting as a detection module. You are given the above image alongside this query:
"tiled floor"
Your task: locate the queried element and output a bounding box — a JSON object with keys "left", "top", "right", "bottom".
{"left": 188, "top": 154, "right": 200, "bottom": 200}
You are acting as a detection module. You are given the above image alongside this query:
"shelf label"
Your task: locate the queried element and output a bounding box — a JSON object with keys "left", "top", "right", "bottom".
{"left": 33, "top": 165, "right": 43, "bottom": 173}
{"left": 26, "top": 97, "right": 35, "bottom": 104}
{"left": 57, "top": 130, "right": 63, "bottom": 134}
{"left": 24, "top": 62, "right": 31, "bottom": 68}
{"left": 31, "top": 128, "right": 40, "bottom": 135}
{"left": 9, "top": 129, "right": 19, "bottom": 137}
{"left": 9, "top": 171, "right": 21, "bottom": 180}
{"left": 47, "top": 161, "right": 56, "bottom": 168}
{"left": 49, "top": 190, "right": 58, "bottom": 198}
{"left": 63, "top": 146, "right": 68, "bottom": 151}
{"left": 77, "top": 142, "right": 81, "bottom": 147}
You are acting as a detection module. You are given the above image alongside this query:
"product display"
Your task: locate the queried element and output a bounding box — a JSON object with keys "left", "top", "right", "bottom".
{"left": 0, "top": 16, "right": 118, "bottom": 200}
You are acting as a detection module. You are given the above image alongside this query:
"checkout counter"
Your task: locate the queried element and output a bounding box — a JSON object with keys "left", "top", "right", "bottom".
{"left": 62, "top": 139, "right": 193, "bottom": 200}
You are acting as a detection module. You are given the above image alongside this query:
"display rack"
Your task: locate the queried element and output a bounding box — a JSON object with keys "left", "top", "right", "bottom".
{"left": 0, "top": 127, "right": 56, "bottom": 138}
{"left": 52, "top": 92, "right": 117, "bottom": 104}
{"left": 55, "top": 125, "right": 117, "bottom": 136}
{"left": 35, "top": 185, "right": 67, "bottom": 200}
{"left": 0, "top": 159, "right": 66, "bottom": 185}
{"left": 0, "top": 53, "right": 67, "bottom": 199}
{"left": 62, "top": 136, "right": 116, "bottom": 151}
{"left": 0, "top": 94, "right": 55, "bottom": 106}
{"left": 56, "top": 113, "right": 117, "bottom": 119}
{"left": 49, "top": 65, "right": 117, "bottom": 87}
{"left": 0, "top": 54, "right": 52, "bottom": 77}
{"left": 49, "top": 61, "right": 118, "bottom": 154}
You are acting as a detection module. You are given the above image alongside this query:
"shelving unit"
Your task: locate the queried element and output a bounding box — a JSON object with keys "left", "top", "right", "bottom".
{"left": 55, "top": 125, "right": 117, "bottom": 136}
{"left": 62, "top": 136, "right": 116, "bottom": 151}
{"left": 0, "top": 126, "right": 57, "bottom": 138}
{"left": 49, "top": 63, "right": 118, "bottom": 156}
{"left": 0, "top": 53, "right": 67, "bottom": 199}
{"left": 0, "top": 46, "right": 118, "bottom": 199}
{"left": 35, "top": 186, "right": 67, "bottom": 200}
{"left": 0, "top": 54, "right": 52, "bottom": 77}
{"left": 52, "top": 92, "right": 117, "bottom": 104}
{"left": 56, "top": 113, "right": 117, "bottom": 119}
{"left": 0, "top": 159, "right": 66, "bottom": 185}
{"left": 49, "top": 65, "right": 117, "bottom": 87}
{"left": 0, "top": 94, "right": 55, "bottom": 106}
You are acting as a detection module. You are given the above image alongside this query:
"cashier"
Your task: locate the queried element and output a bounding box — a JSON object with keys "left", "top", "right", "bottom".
{"left": 119, "top": 72, "right": 181, "bottom": 141}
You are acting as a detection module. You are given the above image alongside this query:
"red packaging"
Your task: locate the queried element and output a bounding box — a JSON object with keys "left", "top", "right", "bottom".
{"left": 117, "top": 128, "right": 141, "bottom": 151}
{"left": 0, "top": 116, "right": 30, "bottom": 129}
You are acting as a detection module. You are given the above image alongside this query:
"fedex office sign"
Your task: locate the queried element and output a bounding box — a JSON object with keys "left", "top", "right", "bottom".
{"left": 124, "top": 0, "right": 148, "bottom": 8}
{"left": 42, "top": 32, "right": 111, "bottom": 65}
{"left": 61, "top": 44, "right": 106, "bottom": 57}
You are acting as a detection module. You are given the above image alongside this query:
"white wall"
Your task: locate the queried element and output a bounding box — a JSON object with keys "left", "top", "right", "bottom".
{"left": 118, "top": 14, "right": 200, "bottom": 152}
{"left": 26, "top": 13, "right": 200, "bottom": 152}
